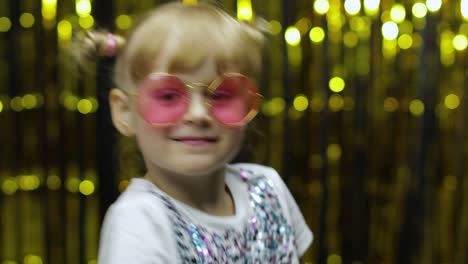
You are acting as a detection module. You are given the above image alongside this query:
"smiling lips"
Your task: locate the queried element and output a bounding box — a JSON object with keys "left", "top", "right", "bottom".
{"left": 172, "top": 136, "right": 218, "bottom": 146}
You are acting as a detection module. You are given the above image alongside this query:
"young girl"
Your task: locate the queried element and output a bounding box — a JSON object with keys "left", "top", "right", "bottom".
{"left": 75, "top": 1, "right": 312, "bottom": 263}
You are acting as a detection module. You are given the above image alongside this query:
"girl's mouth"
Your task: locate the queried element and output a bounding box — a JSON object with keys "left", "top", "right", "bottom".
{"left": 172, "top": 137, "right": 218, "bottom": 145}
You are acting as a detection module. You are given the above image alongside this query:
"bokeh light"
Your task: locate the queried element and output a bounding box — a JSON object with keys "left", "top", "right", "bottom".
{"left": 382, "top": 21, "right": 399, "bottom": 40}
{"left": 57, "top": 20, "right": 72, "bottom": 41}
{"left": 237, "top": 0, "right": 253, "bottom": 21}
{"left": 329, "top": 77, "right": 346, "bottom": 92}
{"left": 79, "top": 180, "right": 95, "bottom": 195}
{"left": 285, "top": 26, "right": 301, "bottom": 46}
{"left": 0, "top": 17, "right": 12, "bottom": 32}
{"left": 293, "top": 94, "right": 309, "bottom": 111}
{"left": 398, "top": 34, "right": 413, "bottom": 49}
{"left": 426, "top": 0, "right": 442, "bottom": 12}
{"left": 409, "top": 99, "right": 425, "bottom": 116}
{"left": 76, "top": 0, "right": 92, "bottom": 17}
{"left": 412, "top": 3, "right": 428, "bottom": 18}
{"left": 269, "top": 20, "right": 282, "bottom": 35}
{"left": 444, "top": 94, "right": 460, "bottom": 110}
{"left": 344, "top": 0, "right": 362, "bottom": 15}
{"left": 314, "top": 0, "right": 330, "bottom": 15}
{"left": 115, "top": 15, "right": 132, "bottom": 30}
{"left": 390, "top": 4, "right": 406, "bottom": 23}
{"left": 20, "top": 13, "right": 35, "bottom": 28}
{"left": 364, "top": 0, "right": 380, "bottom": 16}
{"left": 309, "top": 27, "right": 325, "bottom": 43}
{"left": 453, "top": 34, "right": 468, "bottom": 51}
{"left": 462, "top": 0, "right": 468, "bottom": 20}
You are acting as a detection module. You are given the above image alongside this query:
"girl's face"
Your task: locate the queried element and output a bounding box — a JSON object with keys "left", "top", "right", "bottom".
{"left": 131, "top": 56, "right": 249, "bottom": 178}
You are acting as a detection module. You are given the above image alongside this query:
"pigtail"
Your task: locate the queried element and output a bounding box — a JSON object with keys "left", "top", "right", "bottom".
{"left": 70, "top": 30, "right": 126, "bottom": 67}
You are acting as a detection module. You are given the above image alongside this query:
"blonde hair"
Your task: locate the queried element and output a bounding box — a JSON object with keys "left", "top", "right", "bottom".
{"left": 73, "top": 1, "right": 266, "bottom": 91}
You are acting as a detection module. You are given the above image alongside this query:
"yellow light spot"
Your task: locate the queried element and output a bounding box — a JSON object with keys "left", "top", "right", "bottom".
{"left": 343, "top": 31, "right": 358, "bottom": 47}
{"left": 329, "top": 94, "right": 344, "bottom": 112}
{"left": 443, "top": 175, "right": 457, "bottom": 191}
{"left": 462, "top": 0, "right": 468, "bottom": 20}
{"left": 310, "top": 97, "right": 325, "bottom": 112}
{"left": 118, "top": 180, "right": 130, "bottom": 193}
{"left": 46, "top": 175, "right": 61, "bottom": 190}
{"left": 271, "top": 97, "right": 285, "bottom": 115}
{"left": 390, "top": 4, "right": 406, "bottom": 23}
{"left": 444, "top": 94, "right": 460, "bottom": 109}
{"left": 64, "top": 95, "right": 78, "bottom": 111}
{"left": 309, "top": 27, "right": 325, "bottom": 43}
{"left": 269, "top": 20, "right": 282, "bottom": 35}
{"left": 88, "top": 260, "right": 97, "bottom": 264}
{"left": 343, "top": 96, "right": 355, "bottom": 111}
{"left": 412, "top": 3, "right": 428, "bottom": 18}
{"left": 24, "top": 255, "right": 43, "bottom": 264}
{"left": 409, "top": 99, "right": 425, "bottom": 116}
{"left": 76, "top": 0, "right": 92, "bottom": 17}
{"left": 10, "top": 97, "right": 24, "bottom": 112}
{"left": 453, "top": 34, "right": 468, "bottom": 51}
{"left": 344, "top": 0, "right": 362, "bottom": 15}
{"left": 237, "top": 0, "right": 253, "bottom": 21}
{"left": 329, "top": 77, "right": 345, "bottom": 92}
{"left": 327, "top": 254, "right": 343, "bottom": 264}
{"left": 364, "top": 0, "right": 380, "bottom": 16}
{"left": 285, "top": 26, "right": 301, "bottom": 46}
{"left": 461, "top": 23, "right": 468, "bottom": 35}
{"left": 314, "top": 0, "right": 330, "bottom": 15}
{"left": 77, "top": 99, "right": 93, "bottom": 114}
{"left": 296, "top": 17, "right": 312, "bottom": 35}
{"left": 0, "top": 17, "right": 12, "bottom": 32}
{"left": 88, "top": 97, "right": 99, "bottom": 112}
{"left": 1, "top": 177, "right": 18, "bottom": 195}
{"left": 115, "top": 15, "right": 132, "bottom": 30}
{"left": 384, "top": 97, "right": 399, "bottom": 112}
{"left": 183, "top": 0, "right": 197, "bottom": 4}
{"left": 22, "top": 94, "right": 37, "bottom": 109}
{"left": 398, "top": 34, "right": 413, "bottom": 49}
{"left": 79, "top": 15, "right": 94, "bottom": 29}
{"left": 293, "top": 94, "right": 309, "bottom": 111}
{"left": 0, "top": 100, "right": 3, "bottom": 112}
{"left": 66, "top": 177, "right": 80, "bottom": 193}
{"left": 79, "top": 180, "right": 95, "bottom": 195}
{"left": 327, "top": 144, "right": 342, "bottom": 162}
{"left": 382, "top": 21, "right": 399, "bottom": 40}
{"left": 2, "top": 260, "right": 18, "bottom": 264}
{"left": 426, "top": 0, "right": 442, "bottom": 12}
{"left": 18, "top": 175, "right": 41, "bottom": 191}
{"left": 20, "top": 13, "right": 35, "bottom": 28}
{"left": 399, "top": 21, "right": 414, "bottom": 34}
{"left": 42, "top": 0, "right": 57, "bottom": 20}
{"left": 57, "top": 20, "right": 72, "bottom": 41}
{"left": 261, "top": 97, "right": 286, "bottom": 116}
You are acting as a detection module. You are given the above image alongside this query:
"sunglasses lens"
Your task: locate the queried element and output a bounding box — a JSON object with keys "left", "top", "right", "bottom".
{"left": 137, "top": 76, "right": 188, "bottom": 125}
{"left": 210, "top": 76, "right": 259, "bottom": 126}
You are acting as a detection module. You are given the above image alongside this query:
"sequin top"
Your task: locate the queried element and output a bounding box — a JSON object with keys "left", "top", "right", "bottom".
{"left": 98, "top": 163, "right": 313, "bottom": 264}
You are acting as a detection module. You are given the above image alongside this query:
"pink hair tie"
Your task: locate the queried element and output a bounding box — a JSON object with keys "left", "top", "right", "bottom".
{"left": 104, "top": 33, "right": 117, "bottom": 57}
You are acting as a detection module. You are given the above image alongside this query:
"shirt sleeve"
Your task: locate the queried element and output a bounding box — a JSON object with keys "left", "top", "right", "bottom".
{"left": 97, "top": 197, "right": 176, "bottom": 264}
{"left": 265, "top": 166, "right": 314, "bottom": 257}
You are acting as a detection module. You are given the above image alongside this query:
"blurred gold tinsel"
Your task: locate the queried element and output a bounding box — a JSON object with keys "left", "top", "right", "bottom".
{"left": 0, "top": 0, "right": 467, "bottom": 263}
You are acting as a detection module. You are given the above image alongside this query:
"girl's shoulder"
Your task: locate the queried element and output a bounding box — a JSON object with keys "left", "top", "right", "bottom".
{"left": 227, "top": 162, "right": 285, "bottom": 187}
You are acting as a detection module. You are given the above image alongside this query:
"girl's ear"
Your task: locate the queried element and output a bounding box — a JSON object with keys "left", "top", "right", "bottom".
{"left": 109, "top": 88, "right": 135, "bottom": 136}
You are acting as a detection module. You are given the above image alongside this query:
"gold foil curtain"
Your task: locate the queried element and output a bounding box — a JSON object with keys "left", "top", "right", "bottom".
{"left": 1, "top": 0, "right": 468, "bottom": 263}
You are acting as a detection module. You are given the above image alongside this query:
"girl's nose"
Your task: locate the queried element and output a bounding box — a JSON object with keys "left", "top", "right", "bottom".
{"left": 182, "top": 93, "right": 213, "bottom": 126}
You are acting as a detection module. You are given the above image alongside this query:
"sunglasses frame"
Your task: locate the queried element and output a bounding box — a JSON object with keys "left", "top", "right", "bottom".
{"left": 124, "top": 72, "right": 262, "bottom": 127}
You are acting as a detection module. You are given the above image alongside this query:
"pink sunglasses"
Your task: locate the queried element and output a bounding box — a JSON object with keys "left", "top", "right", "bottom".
{"left": 129, "top": 73, "right": 261, "bottom": 127}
